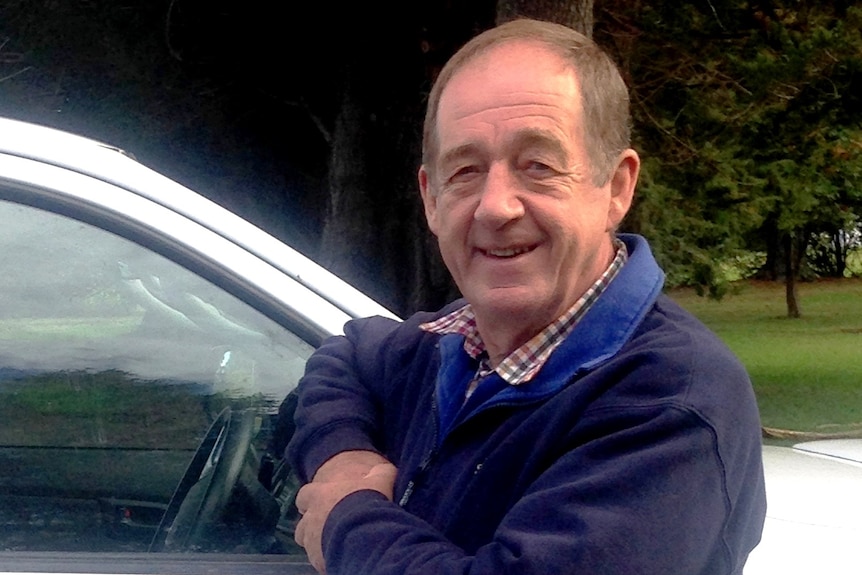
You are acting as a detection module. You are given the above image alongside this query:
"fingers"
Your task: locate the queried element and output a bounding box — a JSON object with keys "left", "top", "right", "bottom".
{"left": 295, "top": 466, "right": 399, "bottom": 573}
{"left": 295, "top": 482, "right": 313, "bottom": 515}
{"left": 295, "top": 492, "right": 327, "bottom": 574}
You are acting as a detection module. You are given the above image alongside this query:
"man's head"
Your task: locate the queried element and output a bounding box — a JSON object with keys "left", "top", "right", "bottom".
{"left": 422, "top": 19, "right": 632, "bottom": 188}
{"left": 417, "top": 20, "right": 640, "bottom": 359}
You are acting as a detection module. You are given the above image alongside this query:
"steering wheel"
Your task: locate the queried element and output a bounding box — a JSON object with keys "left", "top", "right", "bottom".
{"left": 149, "top": 407, "right": 255, "bottom": 552}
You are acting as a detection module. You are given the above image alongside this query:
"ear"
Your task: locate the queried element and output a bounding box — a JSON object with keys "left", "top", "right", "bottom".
{"left": 418, "top": 165, "right": 440, "bottom": 236}
{"left": 605, "top": 149, "right": 640, "bottom": 232}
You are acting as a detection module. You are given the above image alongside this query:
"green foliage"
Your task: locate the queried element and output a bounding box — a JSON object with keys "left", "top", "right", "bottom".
{"left": 600, "top": 1, "right": 862, "bottom": 296}
{"left": 849, "top": 246, "right": 862, "bottom": 275}
{"left": 807, "top": 225, "right": 861, "bottom": 276}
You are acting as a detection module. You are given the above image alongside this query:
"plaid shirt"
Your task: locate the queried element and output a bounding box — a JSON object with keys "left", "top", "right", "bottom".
{"left": 421, "top": 240, "right": 628, "bottom": 388}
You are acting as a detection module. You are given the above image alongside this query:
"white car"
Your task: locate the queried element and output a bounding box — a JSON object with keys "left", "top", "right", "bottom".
{"left": 0, "top": 117, "right": 394, "bottom": 573}
{"left": 0, "top": 117, "right": 858, "bottom": 574}
{"left": 744, "top": 439, "right": 862, "bottom": 574}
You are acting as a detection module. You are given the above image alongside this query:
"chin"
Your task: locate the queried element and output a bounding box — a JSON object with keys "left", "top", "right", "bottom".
{"left": 473, "top": 289, "right": 554, "bottom": 321}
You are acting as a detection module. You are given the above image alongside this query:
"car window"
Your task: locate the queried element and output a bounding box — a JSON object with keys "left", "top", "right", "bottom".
{"left": 0, "top": 197, "right": 312, "bottom": 554}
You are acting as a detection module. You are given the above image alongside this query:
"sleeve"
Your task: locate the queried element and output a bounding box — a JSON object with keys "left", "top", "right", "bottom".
{"left": 286, "top": 315, "right": 398, "bottom": 482}
{"left": 286, "top": 308, "right": 443, "bottom": 482}
{"left": 318, "top": 403, "right": 765, "bottom": 575}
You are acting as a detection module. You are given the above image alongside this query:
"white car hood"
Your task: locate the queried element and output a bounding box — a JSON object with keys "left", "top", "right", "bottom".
{"left": 794, "top": 438, "right": 862, "bottom": 464}
{"left": 745, "top": 439, "right": 862, "bottom": 574}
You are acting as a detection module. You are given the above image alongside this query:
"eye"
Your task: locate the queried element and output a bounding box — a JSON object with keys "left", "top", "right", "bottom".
{"left": 523, "top": 160, "right": 556, "bottom": 178}
{"left": 447, "top": 164, "right": 483, "bottom": 184}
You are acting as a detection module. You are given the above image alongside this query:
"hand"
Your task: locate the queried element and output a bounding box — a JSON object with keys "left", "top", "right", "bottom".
{"left": 295, "top": 454, "right": 397, "bottom": 574}
{"left": 312, "top": 450, "right": 392, "bottom": 483}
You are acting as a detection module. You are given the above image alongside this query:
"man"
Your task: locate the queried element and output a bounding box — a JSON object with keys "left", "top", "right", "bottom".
{"left": 288, "top": 18, "right": 766, "bottom": 575}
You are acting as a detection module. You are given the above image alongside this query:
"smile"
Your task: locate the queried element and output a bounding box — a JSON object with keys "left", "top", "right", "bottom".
{"left": 482, "top": 245, "right": 535, "bottom": 258}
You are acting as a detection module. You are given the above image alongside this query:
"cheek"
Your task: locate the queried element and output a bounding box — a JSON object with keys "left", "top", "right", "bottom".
{"left": 435, "top": 198, "right": 474, "bottom": 234}
{"left": 433, "top": 211, "right": 473, "bottom": 273}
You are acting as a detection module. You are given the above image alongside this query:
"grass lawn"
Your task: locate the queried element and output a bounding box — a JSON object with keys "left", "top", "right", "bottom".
{"left": 669, "top": 278, "right": 862, "bottom": 436}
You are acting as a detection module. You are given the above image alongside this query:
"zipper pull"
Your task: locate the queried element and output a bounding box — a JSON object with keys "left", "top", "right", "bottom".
{"left": 398, "top": 481, "right": 415, "bottom": 507}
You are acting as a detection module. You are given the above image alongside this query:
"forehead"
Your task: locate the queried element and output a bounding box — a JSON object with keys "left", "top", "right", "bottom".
{"left": 435, "top": 41, "right": 582, "bottom": 150}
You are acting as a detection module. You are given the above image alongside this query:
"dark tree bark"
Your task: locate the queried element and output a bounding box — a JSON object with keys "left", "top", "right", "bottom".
{"left": 318, "top": 10, "right": 432, "bottom": 314}
{"left": 756, "top": 217, "right": 783, "bottom": 281}
{"left": 319, "top": 72, "right": 377, "bottom": 291}
{"left": 783, "top": 232, "right": 804, "bottom": 319}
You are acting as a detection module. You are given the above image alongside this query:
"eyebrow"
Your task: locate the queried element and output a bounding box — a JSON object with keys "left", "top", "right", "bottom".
{"left": 438, "top": 143, "right": 482, "bottom": 170}
{"left": 510, "top": 128, "right": 570, "bottom": 164}
{"left": 438, "top": 128, "right": 571, "bottom": 168}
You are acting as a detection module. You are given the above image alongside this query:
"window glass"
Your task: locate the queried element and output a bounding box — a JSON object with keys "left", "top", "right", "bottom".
{"left": 0, "top": 198, "right": 312, "bottom": 553}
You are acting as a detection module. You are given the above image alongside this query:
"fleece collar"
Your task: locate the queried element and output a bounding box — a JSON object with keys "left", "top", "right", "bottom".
{"left": 434, "top": 234, "right": 665, "bottom": 438}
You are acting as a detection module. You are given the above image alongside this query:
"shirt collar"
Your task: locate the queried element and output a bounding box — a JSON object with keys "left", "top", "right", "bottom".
{"left": 421, "top": 239, "right": 628, "bottom": 385}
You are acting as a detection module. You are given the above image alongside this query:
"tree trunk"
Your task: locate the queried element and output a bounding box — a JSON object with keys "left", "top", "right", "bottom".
{"left": 783, "top": 232, "right": 802, "bottom": 318}
{"left": 319, "top": 71, "right": 378, "bottom": 296}
{"left": 318, "top": 6, "right": 461, "bottom": 315}
{"left": 496, "top": 0, "right": 594, "bottom": 35}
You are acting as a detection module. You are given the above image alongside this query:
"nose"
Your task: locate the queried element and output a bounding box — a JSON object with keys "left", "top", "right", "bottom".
{"left": 474, "top": 164, "right": 525, "bottom": 227}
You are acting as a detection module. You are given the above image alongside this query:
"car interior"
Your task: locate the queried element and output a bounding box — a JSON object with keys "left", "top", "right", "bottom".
{"left": 0, "top": 196, "right": 310, "bottom": 555}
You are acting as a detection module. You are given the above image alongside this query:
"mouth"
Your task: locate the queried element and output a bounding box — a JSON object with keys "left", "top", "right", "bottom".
{"left": 481, "top": 245, "right": 536, "bottom": 259}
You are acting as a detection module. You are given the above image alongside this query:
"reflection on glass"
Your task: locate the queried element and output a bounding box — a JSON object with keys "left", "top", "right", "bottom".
{"left": 0, "top": 198, "right": 312, "bottom": 553}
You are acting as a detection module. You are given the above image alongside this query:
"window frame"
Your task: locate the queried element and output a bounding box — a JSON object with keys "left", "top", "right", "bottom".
{"left": 0, "top": 154, "right": 332, "bottom": 573}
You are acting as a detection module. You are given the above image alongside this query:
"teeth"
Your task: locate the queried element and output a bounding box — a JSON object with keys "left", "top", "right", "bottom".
{"left": 487, "top": 246, "right": 530, "bottom": 257}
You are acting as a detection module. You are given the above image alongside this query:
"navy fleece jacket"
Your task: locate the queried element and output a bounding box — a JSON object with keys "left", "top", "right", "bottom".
{"left": 287, "top": 234, "right": 766, "bottom": 575}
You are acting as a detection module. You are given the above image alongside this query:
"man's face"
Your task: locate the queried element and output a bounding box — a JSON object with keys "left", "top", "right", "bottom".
{"left": 419, "top": 41, "right": 637, "bottom": 336}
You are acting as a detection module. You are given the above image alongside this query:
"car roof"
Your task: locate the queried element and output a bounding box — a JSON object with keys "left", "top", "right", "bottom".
{"left": 0, "top": 116, "right": 398, "bottom": 325}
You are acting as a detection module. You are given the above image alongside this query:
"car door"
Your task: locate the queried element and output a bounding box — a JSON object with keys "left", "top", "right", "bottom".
{"left": 0, "top": 151, "right": 326, "bottom": 573}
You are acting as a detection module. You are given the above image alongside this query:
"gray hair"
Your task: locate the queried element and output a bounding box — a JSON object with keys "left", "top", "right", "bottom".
{"left": 422, "top": 19, "right": 632, "bottom": 187}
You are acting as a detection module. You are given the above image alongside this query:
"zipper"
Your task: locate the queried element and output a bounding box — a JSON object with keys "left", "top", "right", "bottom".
{"left": 398, "top": 380, "right": 553, "bottom": 508}
{"left": 398, "top": 393, "right": 440, "bottom": 507}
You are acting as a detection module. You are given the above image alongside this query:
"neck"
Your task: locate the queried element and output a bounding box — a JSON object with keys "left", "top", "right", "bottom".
{"left": 474, "top": 312, "right": 546, "bottom": 368}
